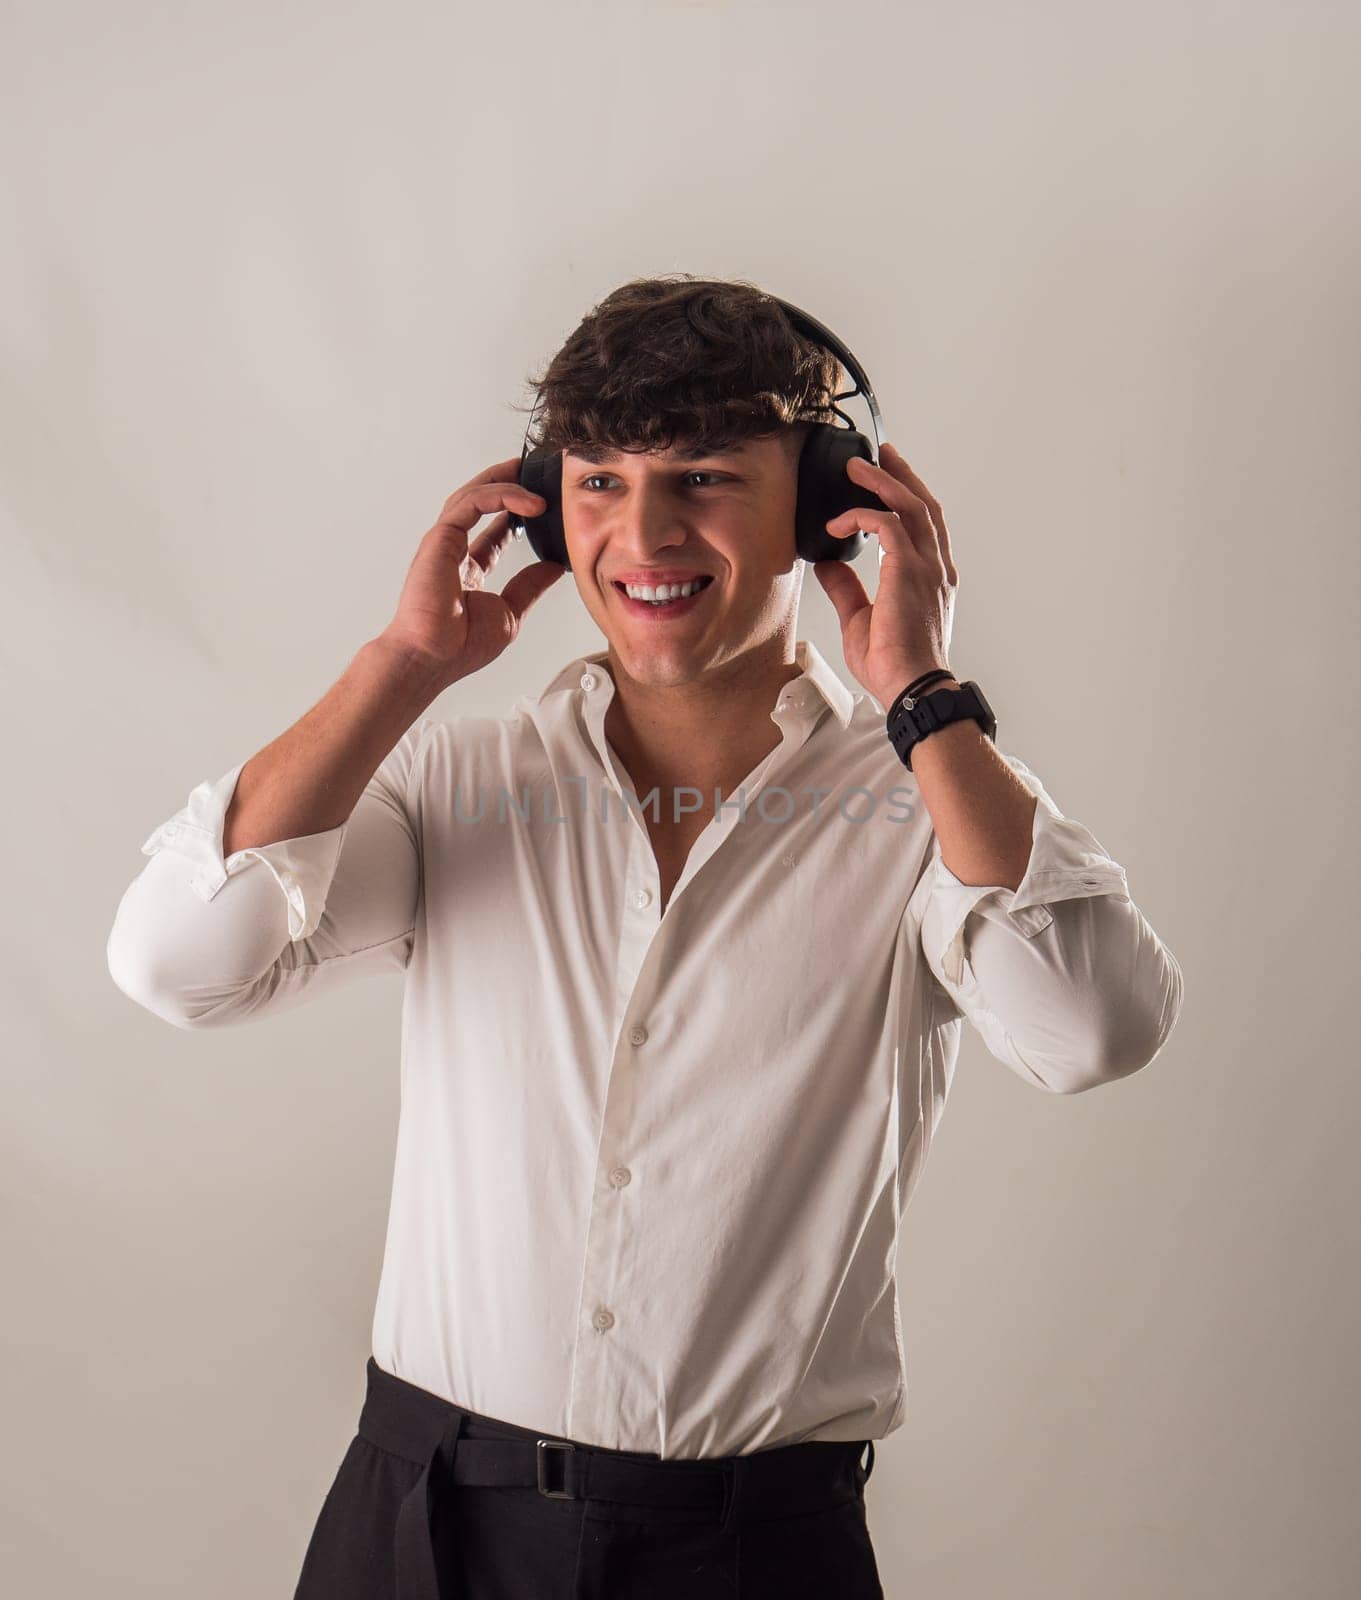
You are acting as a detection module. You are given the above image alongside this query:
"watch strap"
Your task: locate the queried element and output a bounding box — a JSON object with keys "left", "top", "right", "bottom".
{"left": 887, "top": 680, "right": 997, "bottom": 770}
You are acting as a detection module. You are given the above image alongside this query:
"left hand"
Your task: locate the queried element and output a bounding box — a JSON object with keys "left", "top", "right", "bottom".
{"left": 813, "top": 441, "right": 959, "bottom": 707}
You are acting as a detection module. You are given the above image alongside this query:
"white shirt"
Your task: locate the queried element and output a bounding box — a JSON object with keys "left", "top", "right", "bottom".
{"left": 107, "top": 638, "right": 1183, "bottom": 1459}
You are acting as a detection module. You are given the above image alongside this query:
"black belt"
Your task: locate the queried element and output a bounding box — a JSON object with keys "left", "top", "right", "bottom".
{"left": 356, "top": 1356, "right": 877, "bottom": 1600}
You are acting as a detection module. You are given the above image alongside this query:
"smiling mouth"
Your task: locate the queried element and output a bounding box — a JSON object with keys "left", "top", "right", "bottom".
{"left": 612, "top": 575, "right": 716, "bottom": 615}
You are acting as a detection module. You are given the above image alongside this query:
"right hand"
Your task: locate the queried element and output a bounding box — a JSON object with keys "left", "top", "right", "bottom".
{"left": 378, "top": 455, "right": 567, "bottom": 687}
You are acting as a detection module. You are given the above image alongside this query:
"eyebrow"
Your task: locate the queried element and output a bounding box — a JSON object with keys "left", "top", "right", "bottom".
{"left": 567, "top": 444, "right": 750, "bottom": 467}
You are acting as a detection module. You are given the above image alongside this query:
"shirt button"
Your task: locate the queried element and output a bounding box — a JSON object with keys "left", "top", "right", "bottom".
{"left": 580, "top": 672, "right": 597, "bottom": 690}
{"left": 776, "top": 699, "right": 789, "bottom": 712}
{"left": 593, "top": 1308, "right": 615, "bottom": 1331}
{"left": 630, "top": 888, "right": 652, "bottom": 909}
{"left": 609, "top": 1166, "right": 632, "bottom": 1188}
{"left": 628, "top": 1023, "right": 648, "bottom": 1046}
{"left": 781, "top": 852, "right": 797, "bottom": 868}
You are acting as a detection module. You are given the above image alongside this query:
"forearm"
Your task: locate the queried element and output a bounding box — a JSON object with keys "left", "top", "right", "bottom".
{"left": 223, "top": 635, "right": 444, "bottom": 856}
{"left": 881, "top": 673, "right": 1038, "bottom": 890}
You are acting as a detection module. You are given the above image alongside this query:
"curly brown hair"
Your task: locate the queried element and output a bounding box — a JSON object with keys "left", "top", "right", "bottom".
{"left": 512, "top": 273, "right": 846, "bottom": 464}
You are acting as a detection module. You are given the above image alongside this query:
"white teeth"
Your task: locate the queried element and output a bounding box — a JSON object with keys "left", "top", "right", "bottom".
{"left": 622, "top": 578, "right": 708, "bottom": 602}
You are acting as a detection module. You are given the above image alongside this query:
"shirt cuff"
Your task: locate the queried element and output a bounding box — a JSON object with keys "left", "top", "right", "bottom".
{"left": 140, "top": 763, "right": 349, "bottom": 941}
{"left": 914, "top": 754, "right": 1131, "bottom": 988}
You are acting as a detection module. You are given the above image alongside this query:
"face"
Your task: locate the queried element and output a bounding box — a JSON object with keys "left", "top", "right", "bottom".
{"left": 561, "top": 431, "right": 806, "bottom": 690}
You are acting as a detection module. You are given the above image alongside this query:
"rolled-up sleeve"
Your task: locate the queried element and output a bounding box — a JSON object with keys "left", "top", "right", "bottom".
{"left": 106, "top": 716, "right": 437, "bottom": 1029}
{"left": 906, "top": 752, "right": 1184, "bottom": 1094}
{"left": 136, "top": 763, "right": 348, "bottom": 943}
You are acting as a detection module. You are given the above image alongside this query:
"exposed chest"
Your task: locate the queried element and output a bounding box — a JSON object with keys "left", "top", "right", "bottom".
{"left": 645, "top": 814, "right": 711, "bottom": 914}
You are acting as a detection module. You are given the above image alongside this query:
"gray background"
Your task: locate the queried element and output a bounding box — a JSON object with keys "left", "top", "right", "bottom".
{"left": 5, "top": 0, "right": 1357, "bottom": 1593}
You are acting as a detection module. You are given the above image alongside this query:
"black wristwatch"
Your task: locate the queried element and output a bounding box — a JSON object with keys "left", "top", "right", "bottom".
{"left": 886, "top": 680, "right": 997, "bottom": 771}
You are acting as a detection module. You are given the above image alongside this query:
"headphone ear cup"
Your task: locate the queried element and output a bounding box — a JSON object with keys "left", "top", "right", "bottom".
{"left": 795, "top": 424, "right": 886, "bottom": 564}
{"left": 512, "top": 448, "right": 569, "bottom": 568}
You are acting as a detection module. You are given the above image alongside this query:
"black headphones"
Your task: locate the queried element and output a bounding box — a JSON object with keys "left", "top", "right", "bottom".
{"left": 506, "top": 294, "right": 891, "bottom": 570}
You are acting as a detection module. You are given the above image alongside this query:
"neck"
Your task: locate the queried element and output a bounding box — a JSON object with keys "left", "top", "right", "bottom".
{"left": 601, "top": 638, "right": 805, "bottom": 805}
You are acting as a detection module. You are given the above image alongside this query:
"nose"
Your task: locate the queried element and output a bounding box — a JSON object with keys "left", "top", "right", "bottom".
{"left": 603, "top": 479, "right": 704, "bottom": 568}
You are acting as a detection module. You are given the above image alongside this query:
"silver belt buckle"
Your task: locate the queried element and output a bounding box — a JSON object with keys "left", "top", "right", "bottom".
{"left": 536, "top": 1438, "right": 576, "bottom": 1499}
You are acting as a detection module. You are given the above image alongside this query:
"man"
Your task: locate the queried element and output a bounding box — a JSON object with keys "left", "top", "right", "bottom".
{"left": 107, "top": 276, "right": 1183, "bottom": 1598}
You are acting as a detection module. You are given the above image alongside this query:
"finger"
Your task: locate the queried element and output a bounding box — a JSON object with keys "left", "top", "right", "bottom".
{"left": 467, "top": 509, "right": 517, "bottom": 578}
{"left": 824, "top": 503, "right": 928, "bottom": 567}
{"left": 498, "top": 555, "right": 568, "bottom": 626}
{"left": 880, "top": 444, "right": 957, "bottom": 584}
{"left": 843, "top": 456, "right": 939, "bottom": 563}
{"left": 812, "top": 557, "right": 872, "bottom": 633}
{"left": 467, "top": 454, "right": 530, "bottom": 487}
{"left": 408, "top": 492, "right": 537, "bottom": 607}
{"left": 433, "top": 482, "right": 545, "bottom": 541}
{"left": 880, "top": 442, "right": 940, "bottom": 511}
{"left": 446, "top": 456, "right": 535, "bottom": 510}
{"left": 938, "top": 525, "right": 957, "bottom": 587}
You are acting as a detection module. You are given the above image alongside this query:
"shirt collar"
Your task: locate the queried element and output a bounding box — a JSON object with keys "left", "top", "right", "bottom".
{"left": 533, "top": 637, "right": 857, "bottom": 731}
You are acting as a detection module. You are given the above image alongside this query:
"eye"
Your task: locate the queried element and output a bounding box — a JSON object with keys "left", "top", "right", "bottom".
{"left": 579, "top": 471, "right": 726, "bottom": 491}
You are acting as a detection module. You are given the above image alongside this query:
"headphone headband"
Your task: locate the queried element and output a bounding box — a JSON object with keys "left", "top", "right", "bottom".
{"left": 520, "top": 291, "right": 882, "bottom": 463}
{"left": 768, "top": 295, "right": 884, "bottom": 454}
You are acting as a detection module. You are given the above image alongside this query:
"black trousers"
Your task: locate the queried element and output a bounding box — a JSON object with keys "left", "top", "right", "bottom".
{"left": 292, "top": 1356, "right": 884, "bottom": 1599}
